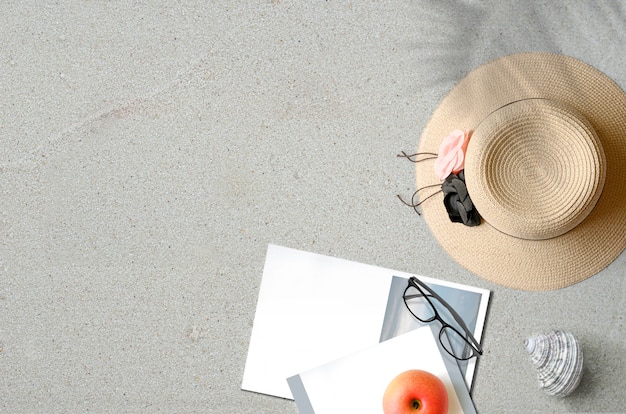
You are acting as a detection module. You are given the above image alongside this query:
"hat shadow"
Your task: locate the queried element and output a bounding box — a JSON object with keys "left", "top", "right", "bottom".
{"left": 402, "top": 2, "right": 483, "bottom": 90}
{"left": 399, "top": 1, "right": 560, "bottom": 92}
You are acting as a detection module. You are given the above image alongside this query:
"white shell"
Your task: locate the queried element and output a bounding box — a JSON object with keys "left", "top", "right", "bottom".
{"left": 524, "top": 330, "right": 584, "bottom": 397}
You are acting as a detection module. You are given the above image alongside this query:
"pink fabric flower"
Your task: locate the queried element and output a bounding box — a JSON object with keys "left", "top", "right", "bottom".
{"left": 434, "top": 129, "right": 470, "bottom": 181}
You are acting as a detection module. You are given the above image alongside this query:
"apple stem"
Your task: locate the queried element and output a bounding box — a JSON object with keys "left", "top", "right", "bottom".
{"left": 412, "top": 399, "right": 421, "bottom": 410}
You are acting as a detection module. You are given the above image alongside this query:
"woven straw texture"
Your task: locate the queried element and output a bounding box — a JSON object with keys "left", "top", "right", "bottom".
{"left": 465, "top": 99, "right": 606, "bottom": 241}
{"left": 416, "top": 53, "right": 626, "bottom": 290}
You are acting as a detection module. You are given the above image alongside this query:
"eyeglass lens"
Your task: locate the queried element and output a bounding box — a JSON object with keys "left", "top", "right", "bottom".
{"left": 441, "top": 326, "right": 476, "bottom": 360}
{"left": 403, "top": 285, "right": 436, "bottom": 322}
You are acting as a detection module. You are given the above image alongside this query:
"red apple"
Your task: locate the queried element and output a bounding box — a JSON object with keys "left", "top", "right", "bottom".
{"left": 382, "top": 369, "right": 448, "bottom": 414}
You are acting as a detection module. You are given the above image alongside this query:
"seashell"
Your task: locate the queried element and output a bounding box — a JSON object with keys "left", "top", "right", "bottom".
{"left": 524, "top": 330, "right": 584, "bottom": 397}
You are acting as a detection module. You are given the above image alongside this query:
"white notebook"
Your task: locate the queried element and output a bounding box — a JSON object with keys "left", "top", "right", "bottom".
{"left": 242, "top": 244, "right": 490, "bottom": 400}
{"left": 287, "top": 325, "right": 475, "bottom": 414}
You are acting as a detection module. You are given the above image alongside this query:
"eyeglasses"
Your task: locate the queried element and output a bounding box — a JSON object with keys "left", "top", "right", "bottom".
{"left": 403, "top": 276, "right": 483, "bottom": 360}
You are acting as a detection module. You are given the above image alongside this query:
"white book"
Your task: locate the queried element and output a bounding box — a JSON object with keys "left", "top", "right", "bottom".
{"left": 242, "top": 244, "right": 490, "bottom": 400}
{"left": 287, "top": 325, "right": 475, "bottom": 414}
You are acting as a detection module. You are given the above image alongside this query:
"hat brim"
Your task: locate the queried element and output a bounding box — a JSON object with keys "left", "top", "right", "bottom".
{"left": 416, "top": 53, "right": 626, "bottom": 290}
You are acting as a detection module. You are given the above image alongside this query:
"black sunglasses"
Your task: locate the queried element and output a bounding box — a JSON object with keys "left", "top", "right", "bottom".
{"left": 403, "top": 276, "right": 483, "bottom": 360}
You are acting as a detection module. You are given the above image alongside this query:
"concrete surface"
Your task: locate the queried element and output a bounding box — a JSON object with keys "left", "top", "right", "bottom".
{"left": 1, "top": 1, "right": 625, "bottom": 413}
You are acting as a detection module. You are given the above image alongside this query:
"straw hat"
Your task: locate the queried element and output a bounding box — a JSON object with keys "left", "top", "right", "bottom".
{"left": 415, "top": 53, "right": 626, "bottom": 290}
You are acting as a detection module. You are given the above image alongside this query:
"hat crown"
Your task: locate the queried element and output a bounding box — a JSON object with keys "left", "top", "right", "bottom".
{"left": 465, "top": 99, "right": 606, "bottom": 240}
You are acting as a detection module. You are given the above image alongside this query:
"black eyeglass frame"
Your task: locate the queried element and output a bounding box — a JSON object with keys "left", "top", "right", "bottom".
{"left": 403, "top": 276, "right": 483, "bottom": 360}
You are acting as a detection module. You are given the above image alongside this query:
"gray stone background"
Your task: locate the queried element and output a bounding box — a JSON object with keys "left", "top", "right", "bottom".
{"left": 1, "top": 1, "right": 624, "bottom": 413}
